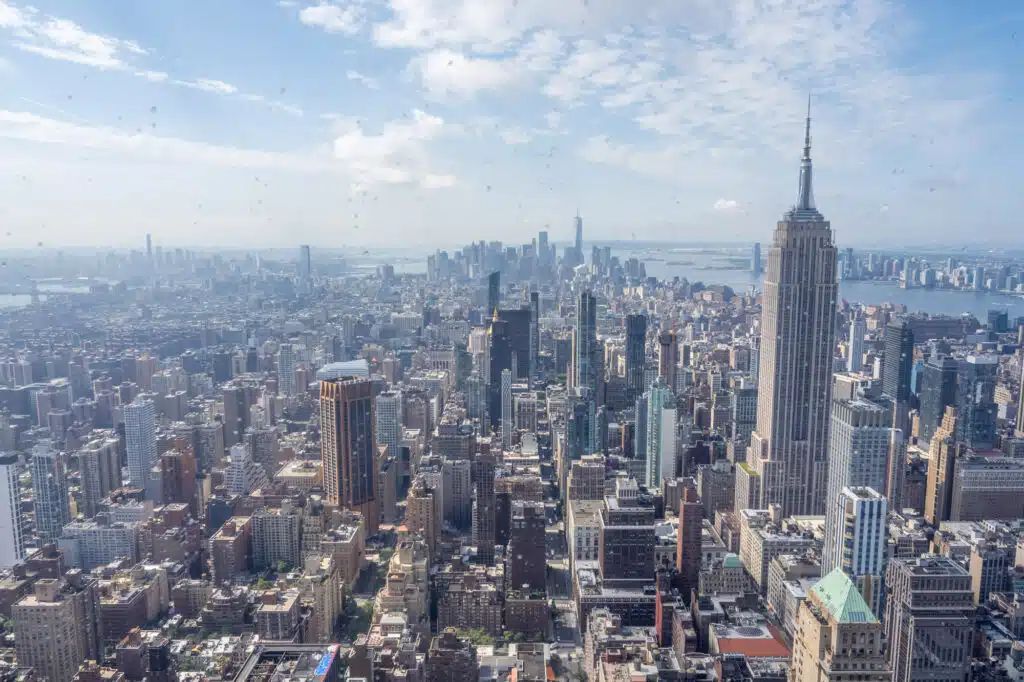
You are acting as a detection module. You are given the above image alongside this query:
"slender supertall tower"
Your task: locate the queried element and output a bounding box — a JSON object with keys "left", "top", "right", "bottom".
{"left": 736, "top": 98, "right": 838, "bottom": 516}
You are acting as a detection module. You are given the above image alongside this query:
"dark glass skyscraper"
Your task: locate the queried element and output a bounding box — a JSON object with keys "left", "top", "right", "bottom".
{"left": 529, "top": 291, "right": 540, "bottom": 387}
{"left": 625, "top": 313, "right": 647, "bottom": 399}
{"left": 572, "top": 290, "right": 598, "bottom": 396}
{"left": 487, "top": 271, "right": 500, "bottom": 316}
{"left": 498, "top": 308, "right": 531, "bottom": 382}
{"left": 488, "top": 317, "right": 512, "bottom": 431}
{"left": 956, "top": 355, "right": 998, "bottom": 450}
{"left": 882, "top": 319, "right": 914, "bottom": 404}
{"left": 918, "top": 356, "right": 958, "bottom": 445}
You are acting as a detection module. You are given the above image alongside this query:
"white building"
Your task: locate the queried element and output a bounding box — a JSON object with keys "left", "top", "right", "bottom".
{"left": 58, "top": 517, "right": 140, "bottom": 569}
{"left": 645, "top": 381, "right": 677, "bottom": 490}
{"left": 224, "top": 443, "right": 269, "bottom": 496}
{"left": 124, "top": 398, "right": 157, "bottom": 486}
{"left": 0, "top": 453, "right": 25, "bottom": 568}
{"left": 30, "top": 444, "right": 70, "bottom": 544}
{"left": 277, "top": 343, "right": 297, "bottom": 397}
{"left": 830, "top": 486, "right": 887, "bottom": 616}
{"left": 501, "top": 369, "right": 513, "bottom": 449}
{"left": 374, "top": 391, "right": 403, "bottom": 454}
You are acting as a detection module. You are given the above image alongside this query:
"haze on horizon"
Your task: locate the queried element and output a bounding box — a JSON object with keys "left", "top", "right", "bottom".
{"left": 1, "top": 0, "right": 1023, "bottom": 250}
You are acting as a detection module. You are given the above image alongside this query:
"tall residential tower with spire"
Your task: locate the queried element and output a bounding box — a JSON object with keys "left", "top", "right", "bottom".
{"left": 735, "top": 98, "right": 839, "bottom": 516}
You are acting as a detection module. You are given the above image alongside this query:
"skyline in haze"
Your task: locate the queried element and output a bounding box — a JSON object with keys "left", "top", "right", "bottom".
{"left": 1, "top": 0, "right": 1024, "bottom": 248}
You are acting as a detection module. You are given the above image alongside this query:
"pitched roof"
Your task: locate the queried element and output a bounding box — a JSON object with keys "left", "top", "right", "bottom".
{"left": 810, "top": 568, "right": 877, "bottom": 624}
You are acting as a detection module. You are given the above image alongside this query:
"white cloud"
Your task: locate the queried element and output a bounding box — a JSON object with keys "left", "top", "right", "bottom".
{"left": 410, "top": 48, "right": 521, "bottom": 98}
{"left": 346, "top": 69, "right": 379, "bottom": 89}
{"left": 333, "top": 109, "right": 457, "bottom": 188}
{"left": 543, "top": 111, "right": 562, "bottom": 129}
{"left": 713, "top": 198, "right": 739, "bottom": 212}
{"left": 421, "top": 173, "right": 457, "bottom": 189}
{"left": 135, "top": 70, "right": 168, "bottom": 82}
{"left": 177, "top": 78, "right": 238, "bottom": 94}
{"left": 299, "top": 3, "right": 363, "bottom": 35}
{"left": 0, "top": 109, "right": 332, "bottom": 171}
{"left": 500, "top": 128, "right": 532, "bottom": 145}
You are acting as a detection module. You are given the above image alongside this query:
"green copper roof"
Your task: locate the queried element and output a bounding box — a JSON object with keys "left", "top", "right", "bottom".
{"left": 810, "top": 568, "right": 877, "bottom": 624}
{"left": 723, "top": 554, "right": 742, "bottom": 569}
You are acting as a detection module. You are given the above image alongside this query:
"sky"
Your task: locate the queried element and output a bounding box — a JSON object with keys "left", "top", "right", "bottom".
{"left": 0, "top": 0, "right": 1023, "bottom": 250}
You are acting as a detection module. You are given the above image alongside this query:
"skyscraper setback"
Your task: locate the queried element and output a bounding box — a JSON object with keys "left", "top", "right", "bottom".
{"left": 737, "top": 100, "right": 838, "bottom": 517}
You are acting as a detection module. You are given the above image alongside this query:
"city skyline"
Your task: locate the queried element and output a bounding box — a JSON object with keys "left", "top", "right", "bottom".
{"left": 1, "top": 1, "right": 1023, "bottom": 248}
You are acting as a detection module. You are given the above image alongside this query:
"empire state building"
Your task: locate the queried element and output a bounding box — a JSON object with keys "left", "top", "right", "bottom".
{"left": 735, "top": 100, "right": 838, "bottom": 517}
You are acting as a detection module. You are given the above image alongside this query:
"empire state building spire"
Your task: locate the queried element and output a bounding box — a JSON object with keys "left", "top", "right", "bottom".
{"left": 796, "top": 95, "right": 815, "bottom": 211}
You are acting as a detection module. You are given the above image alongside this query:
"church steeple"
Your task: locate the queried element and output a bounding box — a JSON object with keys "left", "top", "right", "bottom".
{"left": 796, "top": 95, "right": 815, "bottom": 211}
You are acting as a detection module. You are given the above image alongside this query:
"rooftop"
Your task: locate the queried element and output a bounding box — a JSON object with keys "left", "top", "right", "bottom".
{"left": 810, "top": 568, "right": 877, "bottom": 624}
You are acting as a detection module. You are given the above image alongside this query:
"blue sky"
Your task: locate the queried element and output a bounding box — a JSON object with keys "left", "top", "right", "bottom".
{"left": 0, "top": 0, "right": 1023, "bottom": 249}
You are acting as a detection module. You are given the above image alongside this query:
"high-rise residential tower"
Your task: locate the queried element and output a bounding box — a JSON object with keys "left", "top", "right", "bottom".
{"left": 124, "top": 398, "right": 157, "bottom": 487}
{"left": 737, "top": 100, "right": 838, "bottom": 517}
{"left": 277, "top": 343, "right": 297, "bottom": 397}
{"left": 751, "top": 242, "right": 761, "bottom": 275}
{"left": 320, "top": 378, "right": 377, "bottom": 533}
{"left": 0, "top": 453, "right": 25, "bottom": 568}
{"left": 645, "top": 379, "right": 677, "bottom": 490}
{"left": 488, "top": 315, "right": 512, "bottom": 432}
{"left": 30, "top": 444, "right": 70, "bottom": 544}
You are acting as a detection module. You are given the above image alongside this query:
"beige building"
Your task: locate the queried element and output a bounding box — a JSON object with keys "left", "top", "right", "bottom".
{"left": 14, "top": 577, "right": 103, "bottom": 682}
{"left": 299, "top": 553, "right": 343, "bottom": 643}
{"left": 790, "top": 568, "right": 891, "bottom": 682}
{"left": 273, "top": 459, "right": 323, "bottom": 490}
{"left": 738, "top": 508, "right": 815, "bottom": 593}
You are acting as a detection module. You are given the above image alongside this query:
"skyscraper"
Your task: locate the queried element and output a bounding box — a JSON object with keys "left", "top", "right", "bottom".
{"left": 885, "top": 557, "right": 973, "bottom": 682}
{"left": 572, "top": 290, "right": 598, "bottom": 397}
{"left": 574, "top": 212, "right": 583, "bottom": 259}
{"left": 882, "top": 319, "right": 914, "bottom": 404}
{"left": 645, "top": 379, "right": 677, "bottom": 490}
{"left": 374, "top": 391, "right": 402, "bottom": 454}
{"left": 124, "top": 398, "right": 157, "bottom": 487}
{"left": 956, "top": 354, "right": 998, "bottom": 450}
{"left": 0, "top": 453, "right": 25, "bottom": 568}
{"left": 488, "top": 316, "right": 512, "bottom": 432}
{"left": 29, "top": 444, "right": 70, "bottom": 544}
{"left": 918, "top": 356, "right": 958, "bottom": 445}
{"left": 825, "top": 487, "right": 888, "bottom": 615}
{"left": 78, "top": 438, "right": 122, "bottom": 519}
{"left": 498, "top": 308, "right": 531, "bottom": 381}
{"left": 847, "top": 318, "right": 866, "bottom": 372}
{"left": 501, "top": 369, "right": 513, "bottom": 449}
{"left": 1017, "top": 358, "right": 1024, "bottom": 437}
{"left": 823, "top": 399, "right": 895, "bottom": 572}
{"left": 738, "top": 100, "right": 838, "bottom": 517}
{"left": 277, "top": 343, "right": 297, "bottom": 397}
{"left": 320, "top": 378, "right": 377, "bottom": 533}
{"left": 675, "top": 482, "right": 701, "bottom": 599}
{"left": 751, "top": 242, "right": 761, "bottom": 275}
{"left": 529, "top": 291, "right": 540, "bottom": 387}
{"left": 487, "top": 271, "right": 500, "bottom": 316}
{"left": 625, "top": 313, "right": 647, "bottom": 399}
{"left": 657, "top": 330, "right": 677, "bottom": 391}
{"left": 297, "top": 244, "right": 312, "bottom": 292}
{"left": 474, "top": 453, "right": 496, "bottom": 564}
